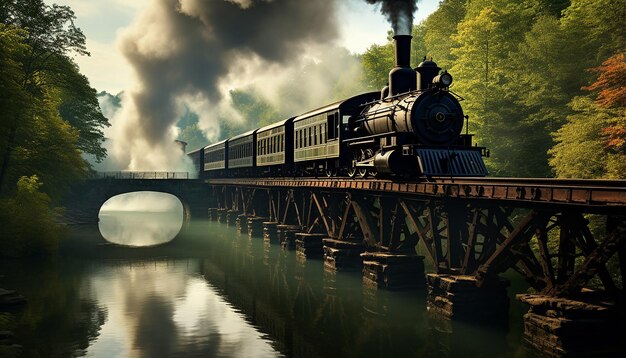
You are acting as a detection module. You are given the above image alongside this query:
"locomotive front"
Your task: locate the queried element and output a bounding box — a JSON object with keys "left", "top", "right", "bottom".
{"left": 350, "top": 35, "right": 488, "bottom": 177}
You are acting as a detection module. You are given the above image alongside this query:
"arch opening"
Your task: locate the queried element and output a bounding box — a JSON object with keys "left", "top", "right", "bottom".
{"left": 98, "top": 191, "right": 184, "bottom": 247}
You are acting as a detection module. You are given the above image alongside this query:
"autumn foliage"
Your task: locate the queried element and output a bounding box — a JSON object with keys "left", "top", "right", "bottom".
{"left": 584, "top": 53, "right": 626, "bottom": 108}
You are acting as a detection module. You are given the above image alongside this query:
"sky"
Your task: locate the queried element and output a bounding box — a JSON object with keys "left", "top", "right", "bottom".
{"left": 47, "top": 0, "right": 440, "bottom": 94}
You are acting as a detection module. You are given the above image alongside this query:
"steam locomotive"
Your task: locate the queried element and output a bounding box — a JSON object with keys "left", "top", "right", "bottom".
{"left": 187, "top": 35, "right": 488, "bottom": 179}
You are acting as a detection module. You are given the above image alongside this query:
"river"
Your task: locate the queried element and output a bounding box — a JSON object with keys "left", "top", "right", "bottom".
{"left": 0, "top": 207, "right": 533, "bottom": 357}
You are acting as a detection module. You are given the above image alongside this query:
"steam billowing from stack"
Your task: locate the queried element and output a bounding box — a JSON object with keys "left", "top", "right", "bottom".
{"left": 367, "top": 0, "right": 418, "bottom": 97}
{"left": 109, "top": 0, "right": 339, "bottom": 170}
{"left": 365, "top": 0, "right": 417, "bottom": 36}
{"left": 104, "top": 0, "right": 418, "bottom": 171}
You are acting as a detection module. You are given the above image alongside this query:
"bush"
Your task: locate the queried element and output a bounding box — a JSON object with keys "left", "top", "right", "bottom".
{"left": 0, "top": 176, "right": 62, "bottom": 257}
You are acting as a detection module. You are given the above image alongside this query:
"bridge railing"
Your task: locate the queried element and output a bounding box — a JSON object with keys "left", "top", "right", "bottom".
{"left": 89, "top": 171, "right": 190, "bottom": 180}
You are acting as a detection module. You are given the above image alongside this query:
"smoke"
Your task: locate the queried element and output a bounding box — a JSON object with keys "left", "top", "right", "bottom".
{"left": 366, "top": 0, "right": 417, "bottom": 36}
{"left": 110, "top": 0, "right": 340, "bottom": 171}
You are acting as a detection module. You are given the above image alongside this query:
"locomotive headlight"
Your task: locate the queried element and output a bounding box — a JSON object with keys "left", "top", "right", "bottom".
{"left": 432, "top": 72, "right": 453, "bottom": 88}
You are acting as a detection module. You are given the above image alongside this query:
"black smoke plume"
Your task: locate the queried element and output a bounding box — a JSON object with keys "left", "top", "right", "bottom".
{"left": 112, "top": 0, "right": 339, "bottom": 170}
{"left": 365, "top": 0, "right": 417, "bottom": 35}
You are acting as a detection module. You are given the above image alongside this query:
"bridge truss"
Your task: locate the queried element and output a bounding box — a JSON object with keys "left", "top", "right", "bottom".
{"left": 209, "top": 177, "right": 626, "bottom": 298}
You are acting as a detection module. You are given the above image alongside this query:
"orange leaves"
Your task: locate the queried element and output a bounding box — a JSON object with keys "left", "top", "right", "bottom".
{"left": 583, "top": 53, "right": 626, "bottom": 108}
{"left": 602, "top": 123, "right": 626, "bottom": 152}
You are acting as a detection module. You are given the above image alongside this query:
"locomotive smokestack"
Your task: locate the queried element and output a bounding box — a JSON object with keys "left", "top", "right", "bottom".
{"left": 394, "top": 35, "right": 411, "bottom": 67}
{"left": 387, "top": 35, "right": 416, "bottom": 97}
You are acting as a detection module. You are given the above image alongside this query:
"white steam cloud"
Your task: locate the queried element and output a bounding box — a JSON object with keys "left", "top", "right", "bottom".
{"left": 102, "top": 0, "right": 345, "bottom": 171}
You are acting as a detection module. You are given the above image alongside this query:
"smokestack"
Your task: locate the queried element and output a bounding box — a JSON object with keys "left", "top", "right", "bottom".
{"left": 387, "top": 35, "right": 416, "bottom": 97}
{"left": 394, "top": 35, "right": 411, "bottom": 67}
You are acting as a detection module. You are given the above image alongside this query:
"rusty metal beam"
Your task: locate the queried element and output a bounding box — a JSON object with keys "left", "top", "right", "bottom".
{"left": 351, "top": 197, "right": 378, "bottom": 248}
{"left": 549, "top": 221, "right": 626, "bottom": 296}
{"left": 476, "top": 210, "right": 546, "bottom": 286}
{"left": 400, "top": 200, "right": 436, "bottom": 262}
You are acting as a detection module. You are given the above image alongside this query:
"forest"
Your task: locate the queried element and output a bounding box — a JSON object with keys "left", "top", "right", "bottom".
{"left": 1, "top": 0, "right": 625, "bottom": 257}
{"left": 0, "top": 0, "right": 109, "bottom": 256}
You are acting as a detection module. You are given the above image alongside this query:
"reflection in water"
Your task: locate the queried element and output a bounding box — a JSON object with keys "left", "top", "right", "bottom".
{"left": 85, "top": 260, "right": 278, "bottom": 357}
{"left": 2, "top": 216, "right": 533, "bottom": 357}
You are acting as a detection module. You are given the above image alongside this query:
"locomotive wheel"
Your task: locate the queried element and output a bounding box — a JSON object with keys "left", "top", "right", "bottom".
{"left": 347, "top": 151, "right": 359, "bottom": 178}
{"left": 356, "top": 149, "right": 368, "bottom": 178}
{"left": 364, "top": 149, "right": 377, "bottom": 178}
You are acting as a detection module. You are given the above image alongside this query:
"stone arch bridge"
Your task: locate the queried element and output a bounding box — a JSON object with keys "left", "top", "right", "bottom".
{"left": 61, "top": 173, "right": 213, "bottom": 225}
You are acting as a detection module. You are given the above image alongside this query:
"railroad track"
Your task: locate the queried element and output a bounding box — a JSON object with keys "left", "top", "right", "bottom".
{"left": 206, "top": 176, "right": 626, "bottom": 213}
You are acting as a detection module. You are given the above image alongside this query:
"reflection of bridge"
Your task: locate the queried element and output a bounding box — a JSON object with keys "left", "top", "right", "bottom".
{"left": 66, "top": 172, "right": 626, "bottom": 356}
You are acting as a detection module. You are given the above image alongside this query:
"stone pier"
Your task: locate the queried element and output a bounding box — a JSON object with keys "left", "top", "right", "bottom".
{"left": 322, "top": 238, "right": 364, "bottom": 271}
{"left": 247, "top": 217, "right": 267, "bottom": 237}
{"left": 278, "top": 225, "right": 301, "bottom": 250}
{"left": 217, "top": 208, "right": 228, "bottom": 223}
{"left": 361, "top": 253, "right": 425, "bottom": 290}
{"left": 295, "top": 233, "right": 325, "bottom": 259}
{"left": 517, "top": 293, "right": 623, "bottom": 357}
{"left": 236, "top": 214, "right": 249, "bottom": 233}
{"left": 263, "top": 222, "right": 279, "bottom": 243}
{"left": 426, "top": 274, "right": 509, "bottom": 321}
{"left": 208, "top": 208, "right": 219, "bottom": 221}
{"left": 226, "top": 210, "right": 240, "bottom": 226}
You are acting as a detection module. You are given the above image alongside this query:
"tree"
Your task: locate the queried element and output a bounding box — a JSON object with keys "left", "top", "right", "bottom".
{"left": 51, "top": 56, "right": 110, "bottom": 162}
{"left": 0, "top": 0, "right": 107, "bottom": 194}
{"left": 549, "top": 53, "right": 626, "bottom": 179}
{"left": 421, "top": 0, "right": 466, "bottom": 70}
{"left": 583, "top": 54, "right": 626, "bottom": 109}
{"left": 361, "top": 41, "right": 394, "bottom": 91}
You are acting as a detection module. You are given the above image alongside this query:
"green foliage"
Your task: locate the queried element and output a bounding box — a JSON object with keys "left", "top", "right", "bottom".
{"left": 0, "top": 1, "right": 103, "bottom": 256}
{"left": 51, "top": 56, "right": 110, "bottom": 162}
{"left": 550, "top": 97, "right": 626, "bottom": 179}
{"left": 176, "top": 109, "right": 208, "bottom": 152}
{"left": 230, "top": 89, "right": 280, "bottom": 129}
{"left": 0, "top": 0, "right": 108, "bottom": 177}
{"left": 0, "top": 175, "right": 62, "bottom": 257}
{"left": 420, "top": 0, "right": 466, "bottom": 70}
{"left": 361, "top": 42, "right": 394, "bottom": 90}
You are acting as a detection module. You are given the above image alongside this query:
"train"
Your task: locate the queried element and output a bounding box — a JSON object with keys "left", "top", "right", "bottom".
{"left": 187, "top": 35, "right": 488, "bottom": 179}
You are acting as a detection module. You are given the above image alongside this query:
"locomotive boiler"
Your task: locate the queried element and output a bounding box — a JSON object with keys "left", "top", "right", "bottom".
{"left": 344, "top": 35, "right": 487, "bottom": 177}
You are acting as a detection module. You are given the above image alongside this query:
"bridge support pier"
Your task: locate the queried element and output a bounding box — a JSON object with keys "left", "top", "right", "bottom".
{"left": 323, "top": 238, "right": 364, "bottom": 271}
{"left": 263, "top": 222, "right": 278, "bottom": 243}
{"left": 295, "top": 233, "right": 325, "bottom": 259}
{"left": 226, "top": 210, "right": 240, "bottom": 226}
{"left": 361, "top": 253, "right": 425, "bottom": 290}
{"left": 236, "top": 214, "right": 249, "bottom": 233}
{"left": 426, "top": 274, "right": 509, "bottom": 321}
{"left": 518, "top": 293, "right": 622, "bottom": 357}
{"left": 247, "top": 217, "right": 267, "bottom": 238}
{"left": 208, "top": 208, "right": 219, "bottom": 221}
{"left": 217, "top": 208, "right": 228, "bottom": 223}
{"left": 278, "top": 225, "right": 301, "bottom": 250}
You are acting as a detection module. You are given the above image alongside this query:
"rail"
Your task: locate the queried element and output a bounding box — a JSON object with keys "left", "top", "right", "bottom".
{"left": 205, "top": 176, "right": 626, "bottom": 213}
{"left": 89, "top": 171, "right": 190, "bottom": 180}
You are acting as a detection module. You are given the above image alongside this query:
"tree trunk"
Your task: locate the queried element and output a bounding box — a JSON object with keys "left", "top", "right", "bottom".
{"left": 0, "top": 126, "right": 17, "bottom": 196}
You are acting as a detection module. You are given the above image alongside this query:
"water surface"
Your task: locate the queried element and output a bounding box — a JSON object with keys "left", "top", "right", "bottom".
{"left": 0, "top": 211, "right": 533, "bottom": 357}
